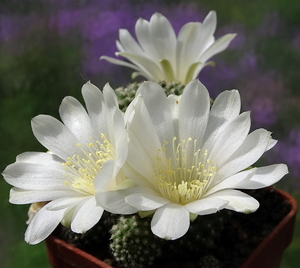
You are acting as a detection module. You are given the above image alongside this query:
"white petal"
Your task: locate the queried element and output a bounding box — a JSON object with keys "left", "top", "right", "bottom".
{"left": 3, "top": 162, "right": 68, "bottom": 190}
{"left": 210, "top": 89, "right": 241, "bottom": 120}
{"left": 176, "top": 22, "right": 202, "bottom": 81}
{"left": 185, "top": 197, "right": 228, "bottom": 215}
{"left": 96, "top": 190, "right": 138, "bottom": 214}
{"left": 25, "top": 204, "right": 66, "bottom": 244}
{"left": 179, "top": 80, "right": 210, "bottom": 144}
{"left": 117, "top": 51, "right": 162, "bottom": 80}
{"left": 206, "top": 168, "right": 257, "bottom": 195}
{"left": 151, "top": 203, "right": 190, "bottom": 240}
{"left": 209, "top": 112, "right": 251, "bottom": 164}
{"left": 9, "top": 188, "right": 79, "bottom": 204}
{"left": 199, "top": 33, "right": 236, "bottom": 63}
{"left": 94, "top": 159, "right": 115, "bottom": 191}
{"left": 118, "top": 29, "right": 144, "bottom": 55}
{"left": 100, "top": 55, "right": 142, "bottom": 73}
{"left": 123, "top": 163, "right": 154, "bottom": 189}
{"left": 202, "top": 90, "right": 240, "bottom": 149}
{"left": 212, "top": 164, "right": 287, "bottom": 192}
{"left": 116, "top": 39, "right": 124, "bottom": 52}
{"left": 125, "top": 192, "right": 169, "bottom": 211}
{"left": 103, "top": 83, "right": 119, "bottom": 111}
{"left": 59, "top": 96, "right": 92, "bottom": 142}
{"left": 149, "top": 13, "right": 176, "bottom": 65}
{"left": 31, "top": 115, "right": 79, "bottom": 160}
{"left": 81, "top": 82, "right": 105, "bottom": 131}
{"left": 199, "top": 11, "right": 217, "bottom": 51}
{"left": 110, "top": 103, "right": 128, "bottom": 175}
{"left": 207, "top": 189, "right": 259, "bottom": 213}
{"left": 137, "top": 81, "right": 175, "bottom": 144}
{"left": 249, "top": 164, "right": 288, "bottom": 187}
{"left": 167, "top": 94, "right": 181, "bottom": 137}
{"left": 71, "top": 197, "right": 103, "bottom": 233}
{"left": 135, "top": 18, "right": 158, "bottom": 59}
{"left": 46, "top": 197, "right": 84, "bottom": 211}
{"left": 218, "top": 129, "right": 272, "bottom": 178}
{"left": 266, "top": 138, "right": 277, "bottom": 151}
{"left": 127, "top": 129, "right": 157, "bottom": 185}
{"left": 81, "top": 82, "right": 115, "bottom": 139}
{"left": 16, "top": 152, "right": 63, "bottom": 167}
{"left": 126, "top": 95, "right": 164, "bottom": 175}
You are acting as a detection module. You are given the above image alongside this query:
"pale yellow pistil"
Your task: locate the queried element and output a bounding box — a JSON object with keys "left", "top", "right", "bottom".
{"left": 155, "top": 137, "right": 216, "bottom": 205}
{"left": 62, "top": 133, "right": 115, "bottom": 195}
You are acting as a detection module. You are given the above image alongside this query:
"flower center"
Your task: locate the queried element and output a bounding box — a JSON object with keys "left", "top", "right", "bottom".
{"left": 62, "top": 133, "right": 115, "bottom": 195}
{"left": 154, "top": 137, "right": 216, "bottom": 205}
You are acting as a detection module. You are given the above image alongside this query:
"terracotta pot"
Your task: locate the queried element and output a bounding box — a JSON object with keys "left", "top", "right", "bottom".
{"left": 45, "top": 188, "right": 297, "bottom": 268}
{"left": 240, "top": 188, "right": 297, "bottom": 268}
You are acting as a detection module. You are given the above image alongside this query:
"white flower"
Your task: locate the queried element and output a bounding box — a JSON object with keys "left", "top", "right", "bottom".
{"left": 2, "top": 82, "right": 135, "bottom": 244}
{"left": 123, "top": 80, "right": 288, "bottom": 240}
{"left": 101, "top": 11, "right": 236, "bottom": 84}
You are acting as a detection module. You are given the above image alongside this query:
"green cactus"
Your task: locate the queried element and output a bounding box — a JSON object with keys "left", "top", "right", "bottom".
{"left": 197, "top": 255, "right": 221, "bottom": 268}
{"left": 115, "top": 81, "right": 185, "bottom": 111}
{"left": 110, "top": 214, "right": 164, "bottom": 268}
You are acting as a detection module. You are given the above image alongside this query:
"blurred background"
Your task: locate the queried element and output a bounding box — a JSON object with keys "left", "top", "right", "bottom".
{"left": 0, "top": 0, "right": 299, "bottom": 267}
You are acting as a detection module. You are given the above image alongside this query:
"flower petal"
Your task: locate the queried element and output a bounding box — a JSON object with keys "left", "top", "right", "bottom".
{"left": 81, "top": 82, "right": 106, "bottom": 135}
{"left": 96, "top": 189, "right": 138, "bottom": 214}
{"left": 126, "top": 130, "right": 158, "bottom": 185}
{"left": 149, "top": 13, "right": 176, "bottom": 65}
{"left": 94, "top": 159, "right": 115, "bottom": 191}
{"left": 126, "top": 94, "right": 164, "bottom": 177}
{"left": 101, "top": 11, "right": 235, "bottom": 84}
{"left": 210, "top": 164, "right": 288, "bottom": 193}
{"left": 71, "top": 196, "right": 104, "bottom": 233}
{"left": 31, "top": 115, "right": 79, "bottom": 160}
{"left": 25, "top": 204, "right": 66, "bottom": 244}
{"left": 209, "top": 111, "right": 251, "bottom": 164}
{"left": 248, "top": 164, "right": 288, "bottom": 188}
{"left": 9, "top": 188, "right": 79, "bottom": 204}
{"left": 185, "top": 197, "right": 228, "bottom": 215}
{"left": 16, "top": 152, "right": 63, "bottom": 167}
{"left": 100, "top": 55, "right": 142, "bottom": 73}
{"left": 199, "top": 33, "right": 236, "bottom": 63}
{"left": 179, "top": 80, "right": 210, "bottom": 144}
{"left": 3, "top": 162, "right": 68, "bottom": 190}
{"left": 137, "top": 81, "right": 175, "bottom": 143}
{"left": 207, "top": 189, "right": 259, "bottom": 213}
{"left": 59, "top": 96, "right": 92, "bottom": 143}
{"left": 202, "top": 90, "right": 241, "bottom": 149}
{"left": 125, "top": 192, "right": 169, "bottom": 211}
{"left": 46, "top": 196, "right": 84, "bottom": 211}
{"left": 218, "top": 129, "right": 273, "bottom": 178}
{"left": 151, "top": 203, "right": 190, "bottom": 240}
{"left": 117, "top": 51, "right": 162, "bottom": 81}
{"left": 176, "top": 22, "right": 202, "bottom": 81}
{"left": 135, "top": 18, "right": 158, "bottom": 59}
{"left": 198, "top": 11, "right": 217, "bottom": 52}
{"left": 206, "top": 168, "right": 257, "bottom": 195}
{"left": 118, "top": 29, "right": 144, "bottom": 55}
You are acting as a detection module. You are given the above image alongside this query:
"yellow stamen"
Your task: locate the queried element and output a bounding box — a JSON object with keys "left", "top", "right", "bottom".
{"left": 62, "top": 133, "right": 115, "bottom": 195}
{"left": 154, "top": 137, "right": 216, "bottom": 205}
